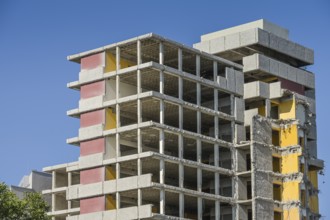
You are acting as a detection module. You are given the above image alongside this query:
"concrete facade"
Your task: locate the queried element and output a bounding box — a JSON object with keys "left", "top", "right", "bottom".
{"left": 10, "top": 170, "right": 52, "bottom": 205}
{"left": 43, "top": 19, "right": 323, "bottom": 220}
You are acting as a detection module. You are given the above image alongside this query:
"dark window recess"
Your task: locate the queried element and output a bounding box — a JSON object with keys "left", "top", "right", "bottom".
{"left": 247, "top": 181, "right": 252, "bottom": 199}
{"left": 246, "top": 154, "right": 251, "bottom": 171}
{"left": 273, "top": 157, "right": 281, "bottom": 173}
{"left": 270, "top": 105, "right": 279, "bottom": 119}
{"left": 248, "top": 209, "right": 252, "bottom": 220}
{"left": 272, "top": 130, "right": 280, "bottom": 146}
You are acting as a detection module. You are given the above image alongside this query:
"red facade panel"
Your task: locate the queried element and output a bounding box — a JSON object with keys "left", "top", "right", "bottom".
{"left": 80, "top": 53, "right": 104, "bottom": 71}
{"left": 80, "top": 138, "right": 105, "bottom": 156}
{"left": 80, "top": 196, "right": 105, "bottom": 214}
{"left": 81, "top": 81, "right": 105, "bottom": 99}
{"left": 80, "top": 167, "right": 105, "bottom": 185}
{"left": 80, "top": 110, "right": 105, "bottom": 128}
{"left": 279, "top": 78, "right": 305, "bottom": 95}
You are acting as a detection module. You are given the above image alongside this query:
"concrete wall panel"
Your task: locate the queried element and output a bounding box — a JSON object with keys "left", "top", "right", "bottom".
{"left": 225, "top": 33, "right": 240, "bottom": 50}
{"left": 79, "top": 95, "right": 104, "bottom": 112}
{"left": 242, "top": 54, "right": 258, "bottom": 72}
{"left": 235, "top": 70, "right": 244, "bottom": 95}
{"left": 295, "top": 44, "right": 305, "bottom": 58}
{"left": 254, "top": 199, "right": 274, "bottom": 219}
{"left": 235, "top": 97, "right": 245, "bottom": 123}
{"left": 239, "top": 29, "right": 256, "bottom": 46}
{"left": 79, "top": 67, "right": 103, "bottom": 83}
{"left": 257, "top": 28, "right": 270, "bottom": 47}
{"left": 209, "top": 37, "right": 224, "bottom": 54}
{"left": 226, "top": 68, "right": 236, "bottom": 92}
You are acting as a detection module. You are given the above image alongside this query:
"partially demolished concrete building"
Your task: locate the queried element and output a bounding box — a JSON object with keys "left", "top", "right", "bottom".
{"left": 43, "top": 20, "right": 323, "bottom": 220}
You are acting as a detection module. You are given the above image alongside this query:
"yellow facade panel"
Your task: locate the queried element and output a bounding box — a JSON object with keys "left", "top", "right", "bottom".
{"left": 281, "top": 153, "right": 300, "bottom": 174}
{"left": 105, "top": 108, "right": 116, "bottom": 130}
{"left": 106, "top": 166, "right": 116, "bottom": 180}
{"left": 106, "top": 195, "right": 116, "bottom": 210}
{"left": 283, "top": 208, "right": 299, "bottom": 220}
{"left": 279, "top": 100, "right": 295, "bottom": 120}
{"left": 105, "top": 52, "right": 135, "bottom": 72}
{"left": 282, "top": 181, "right": 300, "bottom": 201}
{"left": 280, "top": 125, "right": 298, "bottom": 147}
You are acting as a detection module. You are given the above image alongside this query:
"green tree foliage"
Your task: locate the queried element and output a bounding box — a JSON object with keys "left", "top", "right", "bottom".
{"left": 0, "top": 182, "right": 50, "bottom": 220}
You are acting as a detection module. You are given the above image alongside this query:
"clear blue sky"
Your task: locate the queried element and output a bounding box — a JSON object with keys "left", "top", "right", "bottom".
{"left": 1, "top": 0, "right": 329, "bottom": 217}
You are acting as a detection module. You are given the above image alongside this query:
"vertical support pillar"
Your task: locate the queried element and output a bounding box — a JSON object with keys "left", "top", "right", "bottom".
{"left": 115, "top": 46, "right": 121, "bottom": 210}
{"left": 68, "top": 172, "right": 72, "bottom": 210}
{"left": 159, "top": 42, "right": 165, "bottom": 215}
{"left": 52, "top": 171, "right": 56, "bottom": 212}
{"left": 265, "top": 99, "right": 271, "bottom": 118}
{"left": 213, "top": 61, "right": 220, "bottom": 220}
{"left": 230, "top": 90, "right": 238, "bottom": 219}
{"left": 213, "top": 61, "right": 218, "bottom": 82}
{"left": 178, "top": 135, "right": 184, "bottom": 218}
{"left": 196, "top": 55, "right": 203, "bottom": 220}
{"left": 230, "top": 94, "right": 235, "bottom": 143}
{"left": 178, "top": 48, "right": 184, "bottom": 218}
{"left": 137, "top": 40, "right": 142, "bottom": 209}
{"left": 197, "top": 139, "right": 202, "bottom": 220}
{"left": 304, "top": 130, "right": 310, "bottom": 218}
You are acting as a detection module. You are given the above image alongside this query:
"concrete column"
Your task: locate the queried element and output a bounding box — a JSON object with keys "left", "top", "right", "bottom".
{"left": 67, "top": 172, "right": 72, "bottom": 210}
{"left": 52, "top": 193, "right": 55, "bottom": 212}
{"left": 178, "top": 48, "right": 183, "bottom": 100}
{"left": 196, "top": 55, "right": 203, "bottom": 220}
{"left": 265, "top": 99, "right": 271, "bottom": 118}
{"left": 197, "top": 139, "right": 202, "bottom": 220}
{"left": 213, "top": 67, "right": 220, "bottom": 219}
{"left": 159, "top": 42, "right": 165, "bottom": 215}
{"left": 137, "top": 41, "right": 143, "bottom": 208}
{"left": 178, "top": 135, "right": 184, "bottom": 218}
{"left": 178, "top": 48, "right": 182, "bottom": 72}
{"left": 52, "top": 171, "right": 56, "bottom": 189}
{"left": 159, "top": 129, "right": 165, "bottom": 215}
{"left": 115, "top": 46, "right": 121, "bottom": 210}
{"left": 178, "top": 48, "right": 184, "bottom": 218}
{"left": 115, "top": 139, "right": 121, "bottom": 210}
{"left": 68, "top": 172, "right": 72, "bottom": 186}
{"left": 137, "top": 40, "right": 142, "bottom": 66}
{"left": 213, "top": 61, "right": 218, "bottom": 82}
{"left": 230, "top": 94, "right": 235, "bottom": 143}
{"left": 51, "top": 171, "right": 56, "bottom": 212}
{"left": 214, "top": 145, "right": 220, "bottom": 220}
{"left": 196, "top": 55, "right": 200, "bottom": 77}
{"left": 230, "top": 93, "right": 238, "bottom": 217}
{"left": 159, "top": 42, "right": 164, "bottom": 65}
{"left": 304, "top": 132, "right": 310, "bottom": 217}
